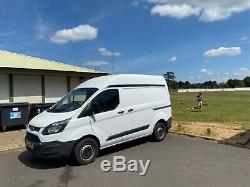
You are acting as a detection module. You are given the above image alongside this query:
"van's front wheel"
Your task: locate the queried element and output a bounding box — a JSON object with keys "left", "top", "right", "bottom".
{"left": 72, "top": 138, "right": 99, "bottom": 165}
{"left": 152, "top": 122, "right": 167, "bottom": 142}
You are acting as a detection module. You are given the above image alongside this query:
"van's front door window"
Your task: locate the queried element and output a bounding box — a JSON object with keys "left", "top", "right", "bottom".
{"left": 48, "top": 88, "right": 98, "bottom": 113}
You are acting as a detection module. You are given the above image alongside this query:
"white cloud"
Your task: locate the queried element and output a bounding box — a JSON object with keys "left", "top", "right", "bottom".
{"left": 221, "top": 68, "right": 250, "bottom": 79}
{"left": 50, "top": 24, "right": 97, "bottom": 44}
{"left": 147, "top": 0, "right": 250, "bottom": 22}
{"left": 240, "top": 36, "right": 248, "bottom": 41}
{"left": 35, "top": 17, "right": 53, "bottom": 40}
{"left": 168, "top": 56, "right": 177, "bottom": 62}
{"left": 199, "top": 1, "right": 250, "bottom": 22}
{"left": 232, "top": 67, "right": 250, "bottom": 77}
{"left": 85, "top": 60, "right": 109, "bottom": 66}
{"left": 189, "top": 76, "right": 194, "bottom": 80}
{"left": 200, "top": 68, "right": 214, "bottom": 75}
{"left": 0, "top": 31, "right": 16, "bottom": 37}
{"left": 151, "top": 4, "right": 200, "bottom": 19}
{"left": 98, "top": 47, "right": 121, "bottom": 57}
{"left": 203, "top": 47, "right": 241, "bottom": 58}
{"left": 132, "top": 1, "right": 139, "bottom": 7}
{"left": 146, "top": 0, "right": 168, "bottom": 3}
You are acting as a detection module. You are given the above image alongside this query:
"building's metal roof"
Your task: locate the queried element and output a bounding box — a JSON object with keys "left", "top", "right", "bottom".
{"left": 0, "top": 50, "right": 101, "bottom": 74}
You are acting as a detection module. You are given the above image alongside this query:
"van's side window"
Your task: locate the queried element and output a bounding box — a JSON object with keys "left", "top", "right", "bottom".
{"left": 91, "top": 89, "right": 119, "bottom": 114}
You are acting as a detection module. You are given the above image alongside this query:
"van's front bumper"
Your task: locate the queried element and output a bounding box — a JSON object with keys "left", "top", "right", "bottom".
{"left": 25, "top": 132, "right": 76, "bottom": 158}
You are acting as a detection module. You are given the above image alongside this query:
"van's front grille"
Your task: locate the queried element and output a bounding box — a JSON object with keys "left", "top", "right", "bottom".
{"left": 25, "top": 132, "right": 40, "bottom": 143}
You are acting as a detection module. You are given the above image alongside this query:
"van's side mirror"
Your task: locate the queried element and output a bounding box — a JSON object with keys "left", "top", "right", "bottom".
{"left": 78, "top": 104, "right": 93, "bottom": 118}
{"left": 85, "top": 102, "right": 99, "bottom": 116}
{"left": 78, "top": 102, "right": 99, "bottom": 118}
{"left": 85, "top": 103, "right": 94, "bottom": 116}
{"left": 90, "top": 102, "right": 99, "bottom": 114}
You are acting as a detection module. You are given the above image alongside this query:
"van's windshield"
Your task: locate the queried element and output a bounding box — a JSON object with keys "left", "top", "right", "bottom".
{"left": 47, "top": 88, "right": 98, "bottom": 113}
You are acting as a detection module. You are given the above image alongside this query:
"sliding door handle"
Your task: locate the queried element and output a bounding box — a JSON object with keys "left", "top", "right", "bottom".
{"left": 118, "top": 110, "right": 124, "bottom": 114}
{"left": 128, "top": 109, "right": 133, "bottom": 112}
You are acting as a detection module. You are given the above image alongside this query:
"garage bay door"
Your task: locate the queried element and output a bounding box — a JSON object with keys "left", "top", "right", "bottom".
{"left": 0, "top": 74, "right": 9, "bottom": 103}
{"left": 13, "top": 75, "right": 42, "bottom": 103}
{"left": 45, "top": 76, "right": 67, "bottom": 103}
{"left": 70, "top": 77, "right": 80, "bottom": 90}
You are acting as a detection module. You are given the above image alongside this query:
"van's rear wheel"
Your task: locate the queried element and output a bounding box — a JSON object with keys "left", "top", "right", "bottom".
{"left": 152, "top": 122, "right": 167, "bottom": 142}
{"left": 72, "top": 138, "right": 99, "bottom": 165}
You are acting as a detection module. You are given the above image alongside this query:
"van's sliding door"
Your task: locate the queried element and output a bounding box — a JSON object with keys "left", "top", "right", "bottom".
{"left": 119, "top": 87, "right": 153, "bottom": 140}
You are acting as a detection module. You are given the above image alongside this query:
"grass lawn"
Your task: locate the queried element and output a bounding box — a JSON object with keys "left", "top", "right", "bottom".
{"left": 170, "top": 91, "right": 250, "bottom": 125}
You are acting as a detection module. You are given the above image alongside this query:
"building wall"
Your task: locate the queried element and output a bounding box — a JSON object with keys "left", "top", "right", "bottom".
{"left": 13, "top": 75, "right": 42, "bottom": 103}
{"left": 0, "top": 74, "right": 9, "bottom": 103}
{"left": 0, "top": 74, "right": 93, "bottom": 104}
{"left": 45, "top": 76, "right": 67, "bottom": 103}
{"left": 70, "top": 77, "right": 80, "bottom": 90}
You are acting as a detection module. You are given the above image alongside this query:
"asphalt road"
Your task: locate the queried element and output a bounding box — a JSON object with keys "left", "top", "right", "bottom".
{"left": 0, "top": 134, "right": 249, "bottom": 187}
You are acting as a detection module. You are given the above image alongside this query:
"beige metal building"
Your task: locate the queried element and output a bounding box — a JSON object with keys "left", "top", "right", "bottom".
{"left": 0, "top": 50, "right": 106, "bottom": 104}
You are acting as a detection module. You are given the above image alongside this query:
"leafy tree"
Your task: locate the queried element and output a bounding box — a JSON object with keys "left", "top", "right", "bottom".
{"left": 218, "top": 82, "right": 228, "bottom": 88}
{"left": 178, "top": 81, "right": 185, "bottom": 88}
{"left": 162, "top": 73, "right": 250, "bottom": 89}
{"left": 192, "top": 83, "right": 202, "bottom": 88}
{"left": 227, "top": 79, "right": 245, "bottom": 88}
{"left": 243, "top": 77, "right": 250, "bottom": 87}
{"left": 164, "top": 72, "right": 177, "bottom": 89}
{"left": 163, "top": 72, "right": 176, "bottom": 82}
{"left": 201, "top": 81, "right": 217, "bottom": 89}
{"left": 184, "top": 81, "right": 191, "bottom": 89}
{"left": 170, "top": 81, "right": 179, "bottom": 89}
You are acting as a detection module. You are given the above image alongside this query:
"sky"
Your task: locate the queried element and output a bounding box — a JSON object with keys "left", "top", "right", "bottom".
{"left": 0, "top": 0, "right": 250, "bottom": 82}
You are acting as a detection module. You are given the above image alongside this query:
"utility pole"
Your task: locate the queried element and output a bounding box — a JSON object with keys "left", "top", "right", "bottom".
{"left": 112, "top": 49, "right": 115, "bottom": 74}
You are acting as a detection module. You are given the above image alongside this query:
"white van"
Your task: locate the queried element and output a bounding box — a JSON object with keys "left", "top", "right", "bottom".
{"left": 25, "top": 74, "right": 172, "bottom": 165}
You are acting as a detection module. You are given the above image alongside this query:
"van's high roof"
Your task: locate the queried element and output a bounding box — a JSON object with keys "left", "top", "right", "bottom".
{"left": 77, "top": 74, "right": 166, "bottom": 90}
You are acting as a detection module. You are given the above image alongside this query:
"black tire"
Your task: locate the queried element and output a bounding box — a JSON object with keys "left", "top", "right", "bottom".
{"left": 72, "top": 138, "right": 99, "bottom": 165}
{"left": 152, "top": 122, "right": 167, "bottom": 142}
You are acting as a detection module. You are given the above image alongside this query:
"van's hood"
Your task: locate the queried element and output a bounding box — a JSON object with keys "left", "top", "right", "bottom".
{"left": 29, "top": 110, "right": 74, "bottom": 128}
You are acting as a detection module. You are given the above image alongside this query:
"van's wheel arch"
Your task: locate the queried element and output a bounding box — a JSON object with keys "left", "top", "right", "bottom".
{"left": 152, "top": 121, "right": 167, "bottom": 142}
{"left": 72, "top": 137, "right": 99, "bottom": 165}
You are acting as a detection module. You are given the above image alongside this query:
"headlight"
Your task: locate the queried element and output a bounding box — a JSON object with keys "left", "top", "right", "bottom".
{"left": 42, "top": 119, "right": 71, "bottom": 135}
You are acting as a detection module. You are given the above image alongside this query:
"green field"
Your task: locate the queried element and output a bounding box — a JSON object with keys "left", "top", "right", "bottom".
{"left": 171, "top": 91, "right": 250, "bottom": 125}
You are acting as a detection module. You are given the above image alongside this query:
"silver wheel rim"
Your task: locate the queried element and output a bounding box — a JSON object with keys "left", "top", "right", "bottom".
{"left": 80, "top": 145, "right": 94, "bottom": 160}
{"left": 157, "top": 127, "right": 165, "bottom": 139}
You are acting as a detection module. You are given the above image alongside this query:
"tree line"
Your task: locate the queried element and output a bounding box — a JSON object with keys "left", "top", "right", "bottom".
{"left": 164, "top": 72, "right": 250, "bottom": 89}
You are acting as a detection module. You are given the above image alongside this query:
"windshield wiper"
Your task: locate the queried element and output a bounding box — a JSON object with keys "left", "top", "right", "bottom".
{"left": 47, "top": 108, "right": 66, "bottom": 113}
